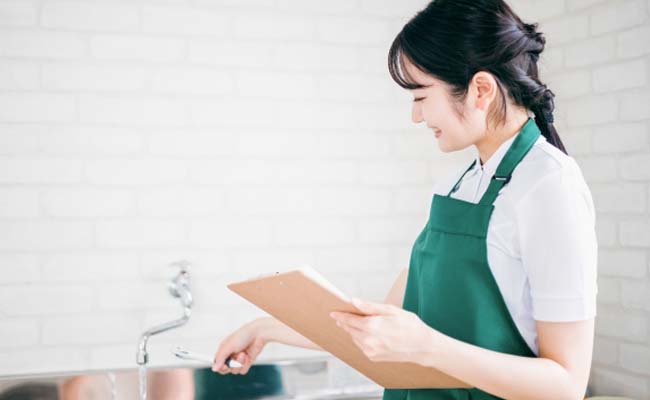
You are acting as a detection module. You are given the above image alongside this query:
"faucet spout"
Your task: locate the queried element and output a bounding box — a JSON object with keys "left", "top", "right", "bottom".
{"left": 136, "top": 260, "right": 193, "bottom": 365}
{"left": 136, "top": 305, "right": 191, "bottom": 365}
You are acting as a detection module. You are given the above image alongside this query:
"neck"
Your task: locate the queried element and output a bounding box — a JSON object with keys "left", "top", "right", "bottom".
{"left": 475, "top": 111, "right": 530, "bottom": 166}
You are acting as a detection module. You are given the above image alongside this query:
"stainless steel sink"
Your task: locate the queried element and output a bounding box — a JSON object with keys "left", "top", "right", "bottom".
{"left": 0, "top": 354, "right": 384, "bottom": 400}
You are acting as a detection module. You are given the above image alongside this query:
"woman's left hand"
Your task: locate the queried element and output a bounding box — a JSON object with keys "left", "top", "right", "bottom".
{"left": 329, "top": 298, "right": 437, "bottom": 365}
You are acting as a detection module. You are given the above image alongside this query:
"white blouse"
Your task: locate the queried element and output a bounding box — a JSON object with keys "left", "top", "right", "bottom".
{"left": 432, "top": 129, "right": 598, "bottom": 356}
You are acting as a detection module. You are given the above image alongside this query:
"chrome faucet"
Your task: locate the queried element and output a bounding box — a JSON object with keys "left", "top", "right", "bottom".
{"left": 136, "top": 260, "right": 193, "bottom": 365}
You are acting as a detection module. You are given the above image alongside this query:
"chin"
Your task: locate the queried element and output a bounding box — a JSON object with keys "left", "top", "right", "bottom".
{"left": 437, "top": 141, "right": 454, "bottom": 153}
{"left": 438, "top": 139, "right": 467, "bottom": 153}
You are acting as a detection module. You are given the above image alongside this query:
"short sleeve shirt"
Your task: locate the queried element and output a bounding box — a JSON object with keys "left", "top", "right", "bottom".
{"left": 433, "top": 131, "right": 598, "bottom": 356}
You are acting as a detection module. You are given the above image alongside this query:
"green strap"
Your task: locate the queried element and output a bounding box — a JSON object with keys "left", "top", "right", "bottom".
{"left": 478, "top": 118, "right": 541, "bottom": 206}
{"left": 447, "top": 159, "right": 478, "bottom": 197}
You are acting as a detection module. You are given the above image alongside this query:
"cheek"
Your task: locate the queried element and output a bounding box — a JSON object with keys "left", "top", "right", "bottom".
{"left": 438, "top": 126, "right": 474, "bottom": 152}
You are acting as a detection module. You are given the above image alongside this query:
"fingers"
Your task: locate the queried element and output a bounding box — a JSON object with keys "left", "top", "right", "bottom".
{"left": 350, "top": 298, "right": 395, "bottom": 315}
{"left": 233, "top": 353, "right": 251, "bottom": 375}
{"left": 213, "top": 352, "right": 252, "bottom": 375}
{"left": 212, "top": 343, "right": 232, "bottom": 372}
{"left": 224, "top": 352, "right": 249, "bottom": 375}
{"left": 331, "top": 312, "right": 370, "bottom": 331}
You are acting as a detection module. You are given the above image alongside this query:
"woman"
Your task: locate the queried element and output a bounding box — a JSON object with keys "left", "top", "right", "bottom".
{"left": 212, "top": 0, "right": 598, "bottom": 399}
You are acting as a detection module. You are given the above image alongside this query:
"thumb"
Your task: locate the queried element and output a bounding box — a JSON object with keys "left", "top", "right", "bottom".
{"left": 350, "top": 297, "right": 395, "bottom": 315}
{"left": 212, "top": 347, "right": 233, "bottom": 371}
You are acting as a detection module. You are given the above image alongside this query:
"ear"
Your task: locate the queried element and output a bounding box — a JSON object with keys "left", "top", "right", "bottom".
{"left": 469, "top": 71, "right": 498, "bottom": 112}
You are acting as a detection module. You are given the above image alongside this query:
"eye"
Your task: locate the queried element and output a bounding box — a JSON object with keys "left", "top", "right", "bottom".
{"left": 413, "top": 96, "right": 426, "bottom": 102}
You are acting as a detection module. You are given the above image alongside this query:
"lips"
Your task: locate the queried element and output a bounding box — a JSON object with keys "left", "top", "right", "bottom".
{"left": 434, "top": 129, "right": 442, "bottom": 138}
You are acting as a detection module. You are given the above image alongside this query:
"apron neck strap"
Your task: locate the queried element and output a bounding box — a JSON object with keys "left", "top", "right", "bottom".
{"left": 478, "top": 117, "right": 541, "bottom": 206}
{"left": 447, "top": 159, "right": 478, "bottom": 197}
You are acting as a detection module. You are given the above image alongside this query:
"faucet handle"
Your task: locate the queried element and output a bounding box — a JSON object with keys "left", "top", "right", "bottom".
{"left": 168, "top": 259, "right": 193, "bottom": 308}
{"left": 169, "top": 259, "right": 191, "bottom": 273}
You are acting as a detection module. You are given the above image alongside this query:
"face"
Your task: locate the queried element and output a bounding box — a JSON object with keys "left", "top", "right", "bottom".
{"left": 403, "top": 57, "right": 491, "bottom": 153}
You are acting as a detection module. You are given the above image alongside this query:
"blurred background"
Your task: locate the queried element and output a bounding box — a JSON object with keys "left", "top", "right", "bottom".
{"left": 0, "top": 0, "right": 648, "bottom": 397}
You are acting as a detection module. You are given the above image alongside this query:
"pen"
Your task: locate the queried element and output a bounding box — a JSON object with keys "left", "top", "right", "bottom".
{"left": 172, "top": 346, "right": 243, "bottom": 368}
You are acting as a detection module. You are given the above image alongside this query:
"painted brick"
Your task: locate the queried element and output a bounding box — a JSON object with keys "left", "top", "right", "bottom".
{"left": 593, "top": 122, "right": 648, "bottom": 153}
{"left": 0, "top": 221, "right": 94, "bottom": 251}
{"left": 596, "top": 277, "right": 620, "bottom": 304}
{"left": 618, "top": 25, "right": 650, "bottom": 58}
{"left": 152, "top": 66, "right": 235, "bottom": 95}
{"left": 79, "top": 95, "right": 187, "bottom": 126}
{"left": 41, "top": 252, "right": 139, "bottom": 282}
{"left": 0, "top": 285, "right": 94, "bottom": 315}
{"left": 0, "top": 1, "right": 37, "bottom": 27}
{"left": 0, "top": 254, "right": 40, "bottom": 283}
{"left": 0, "top": 319, "right": 39, "bottom": 348}
{"left": 565, "top": 36, "right": 616, "bottom": 68}
{"left": 598, "top": 249, "right": 647, "bottom": 278}
{"left": 0, "top": 31, "right": 85, "bottom": 59}
{"left": 91, "top": 35, "right": 184, "bottom": 62}
{"left": 273, "top": 218, "right": 356, "bottom": 246}
{"left": 619, "top": 343, "right": 650, "bottom": 374}
{"left": 620, "top": 281, "right": 650, "bottom": 311}
{"left": 619, "top": 154, "right": 650, "bottom": 180}
{"left": 566, "top": 95, "right": 618, "bottom": 127}
{"left": 590, "top": 367, "right": 650, "bottom": 398}
{"left": 85, "top": 159, "right": 187, "bottom": 185}
{"left": 189, "top": 40, "right": 274, "bottom": 68}
{"left": 590, "top": 0, "right": 647, "bottom": 35}
{"left": 42, "top": 2, "right": 139, "bottom": 31}
{"left": 234, "top": 13, "right": 315, "bottom": 40}
{"left": 0, "top": 187, "right": 39, "bottom": 217}
{"left": 189, "top": 218, "right": 273, "bottom": 247}
{"left": 546, "top": 70, "right": 591, "bottom": 98}
{"left": 541, "top": 15, "right": 589, "bottom": 46}
{"left": 142, "top": 5, "right": 229, "bottom": 36}
{"left": 317, "top": 17, "right": 393, "bottom": 45}
{"left": 595, "top": 311, "right": 648, "bottom": 341}
{"left": 0, "top": 158, "right": 82, "bottom": 184}
{"left": 42, "top": 188, "right": 135, "bottom": 217}
{"left": 137, "top": 187, "right": 225, "bottom": 217}
{"left": 0, "top": 93, "right": 76, "bottom": 122}
{"left": 590, "top": 183, "right": 646, "bottom": 213}
{"left": 96, "top": 220, "right": 186, "bottom": 248}
{"left": 593, "top": 60, "right": 647, "bottom": 93}
{"left": 42, "top": 63, "right": 148, "bottom": 92}
{"left": 620, "top": 219, "right": 650, "bottom": 246}
{"left": 620, "top": 91, "right": 650, "bottom": 121}
{"left": 0, "top": 60, "right": 39, "bottom": 89}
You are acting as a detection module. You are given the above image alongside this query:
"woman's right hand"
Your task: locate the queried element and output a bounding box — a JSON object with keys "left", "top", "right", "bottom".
{"left": 211, "top": 318, "right": 268, "bottom": 376}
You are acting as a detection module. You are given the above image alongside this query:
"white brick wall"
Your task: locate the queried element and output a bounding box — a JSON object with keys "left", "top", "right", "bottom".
{"left": 530, "top": 0, "right": 650, "bottom": 396}
{"left": 0, "top": 0, "right": 648, "bottom": 397}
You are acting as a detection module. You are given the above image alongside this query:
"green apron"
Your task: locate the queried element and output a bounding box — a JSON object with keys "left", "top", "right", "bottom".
{"left": 383, "top": 117, "right": 540, "bottom": 400}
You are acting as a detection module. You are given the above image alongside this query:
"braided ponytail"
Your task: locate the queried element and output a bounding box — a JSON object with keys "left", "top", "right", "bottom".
{"left": 521, "top": 22, "right": 567, "bottom": 154}
{"left": 388, "top": 0, "right": 568, "bottom": 155}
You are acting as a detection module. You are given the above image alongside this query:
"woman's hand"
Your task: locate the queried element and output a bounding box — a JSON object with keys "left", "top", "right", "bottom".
{"left": 330, "top": 298, "right": 437, "bottom": 365}
{"left": 212, "top": 318, "right": 267, "bottom": 375}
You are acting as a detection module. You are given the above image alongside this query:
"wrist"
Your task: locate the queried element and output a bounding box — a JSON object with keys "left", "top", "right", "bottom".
{"left": 250, "top": 316, "right": 275, "bottom": 344}
{"left": 416, "top": 325, "right": 445, "bottom": 368}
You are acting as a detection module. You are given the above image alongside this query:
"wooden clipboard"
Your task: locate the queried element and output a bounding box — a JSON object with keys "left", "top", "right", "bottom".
{"left": 227, "top": 267, "right": 471, "bottom": 389}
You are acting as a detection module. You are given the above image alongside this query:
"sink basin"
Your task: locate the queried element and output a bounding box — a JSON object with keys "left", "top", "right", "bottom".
{"left": 0, "top": 355, "right": 384, "bottom": 400}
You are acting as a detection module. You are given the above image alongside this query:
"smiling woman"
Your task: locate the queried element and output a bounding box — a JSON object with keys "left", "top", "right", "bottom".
{"left": 388, "top": 0, "right": 565, "bottom": 159}
{"left": 362, "top": 0, "right": 600, "bottom": 399}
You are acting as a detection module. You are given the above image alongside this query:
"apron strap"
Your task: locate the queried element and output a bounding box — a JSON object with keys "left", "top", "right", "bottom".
{"left": 447, "top": 159, "right": 478, "bottom": 197}
{"left": 478, "top": 117, "right": 541, "bottom": 206}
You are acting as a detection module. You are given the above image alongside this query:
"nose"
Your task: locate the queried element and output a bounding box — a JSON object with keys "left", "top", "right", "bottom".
{"left": 411, "top": 102, "right": 424, "bottom": 124}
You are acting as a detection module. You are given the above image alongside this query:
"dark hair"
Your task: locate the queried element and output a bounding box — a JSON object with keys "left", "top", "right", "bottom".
{"left": 388, "top": 0, "right": 567, "bottom": 154}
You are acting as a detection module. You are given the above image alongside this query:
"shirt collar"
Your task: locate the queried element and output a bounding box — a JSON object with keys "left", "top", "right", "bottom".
{"left": 470, "top": 124, "right": 544, "bottom": 177}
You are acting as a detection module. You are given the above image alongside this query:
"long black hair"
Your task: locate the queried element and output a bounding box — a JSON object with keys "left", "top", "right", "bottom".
{"left": 388, "top": 0, "right": 567, "bottom": 154}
